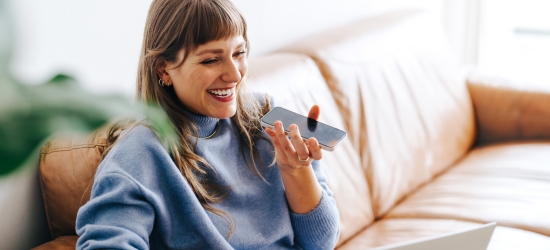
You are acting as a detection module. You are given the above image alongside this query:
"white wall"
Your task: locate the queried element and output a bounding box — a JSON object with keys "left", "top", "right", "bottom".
{"left": 442, "top": 0, "right": 481, "bottom": 67}
{"left": 7, "top": 0, "right": 447, "bottom": 97}
{"left": 8, "top": 0, "right": 152, "bottom": 96}
{"left": 234, "top": 0, "right": 443, "bottom": 57}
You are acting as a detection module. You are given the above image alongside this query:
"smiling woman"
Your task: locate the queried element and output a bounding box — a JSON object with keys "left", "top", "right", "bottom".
{"left": 159, "top": 36, "right": 248, "bottom": 119}
{"left": 74, "top": 0, "right": 340, "bottom": 249}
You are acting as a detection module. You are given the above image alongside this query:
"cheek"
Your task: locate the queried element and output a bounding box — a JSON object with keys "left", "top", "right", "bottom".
{"left": 193, "top": 70, "right": 217, "bottom": 95}
{"left": 240, "top": 59, "right": 249, "bottom": 76}
{"left": 178, "top": 68, "right": 207, "bottom": 92}
{"left": 170, "top": 69, "right": 200, "bottom": 104}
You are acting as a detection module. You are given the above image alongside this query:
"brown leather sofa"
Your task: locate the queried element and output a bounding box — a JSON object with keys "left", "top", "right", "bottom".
{"left": 35, "top": 10, "right": 550, "bottom": 249}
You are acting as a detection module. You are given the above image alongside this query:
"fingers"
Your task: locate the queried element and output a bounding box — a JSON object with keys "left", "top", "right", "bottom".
{"left": 289, "top": 124, "right": 310, "bottom": 164}
{"left": 273, "top": 121, "right": 298, "bottom": 161}
{"left": 264, "top": 121, "right": 321, "bottom": 167}
{"left": 307, "top": 137, "right": 322, "bottom": 160}
{"left": 264, "top": 121, "right": 296, "bottom": 163}
{"left": 265, "top": 126, "right": 283, "bottom": 152}
{"left": 308, "top": 105, "right": 321, "bottom": 121}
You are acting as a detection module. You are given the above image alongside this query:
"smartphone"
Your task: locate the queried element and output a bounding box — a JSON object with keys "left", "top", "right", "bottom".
{"left": 261, "top": 107, "right": 347, "bottom": 151}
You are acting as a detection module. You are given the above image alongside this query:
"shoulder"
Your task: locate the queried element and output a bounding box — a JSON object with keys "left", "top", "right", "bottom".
{"left": 119, "top": 124, "right": 161, "bottom": 143}
{"left": 113, "top": 124, "right": 163, "bottom": 152}
{"left": 97, "top": 124, "right": 172, "bottom": 178}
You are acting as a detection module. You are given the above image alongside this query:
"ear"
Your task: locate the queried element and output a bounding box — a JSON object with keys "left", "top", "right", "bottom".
{"left": 156, "top": 59, "right": 172, "bottom": 86}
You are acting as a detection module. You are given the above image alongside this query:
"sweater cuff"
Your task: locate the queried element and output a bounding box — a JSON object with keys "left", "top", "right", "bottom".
{"left": 290, "top": 192, "right": 340, "bottom": 249}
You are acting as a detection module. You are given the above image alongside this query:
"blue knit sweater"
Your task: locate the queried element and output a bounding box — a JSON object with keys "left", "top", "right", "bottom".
{"left": 75, "top": 109, "right": 340, "bottom": 249}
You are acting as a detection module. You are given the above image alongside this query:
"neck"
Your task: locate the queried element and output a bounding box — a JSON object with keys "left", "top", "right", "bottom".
{"left": 180, "top": 109, "right": 219, "bottom": 138}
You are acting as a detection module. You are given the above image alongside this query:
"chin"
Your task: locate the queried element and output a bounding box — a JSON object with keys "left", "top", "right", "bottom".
{"left": 213, "top": 107, "right": 237, "bottom": 119}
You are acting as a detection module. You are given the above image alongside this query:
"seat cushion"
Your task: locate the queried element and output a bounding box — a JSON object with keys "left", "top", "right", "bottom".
{"left": 248, "top": 53, "right": 374, "bottom": 246}
{"left": 280, "top": 10, "right": 476, "bottom": 217}
{"left": 39, "top": 127, "right": 108, "bottom": 238}
{"left": 385, "top": 142, "right": 550, "bottom": 237}
{"left": 337, "top": 218, "right": 550, "bottom": 250}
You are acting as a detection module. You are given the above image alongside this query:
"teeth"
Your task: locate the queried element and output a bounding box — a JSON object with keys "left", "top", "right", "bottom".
{"left": 208, "top": 88, "right": 234, "bottom": 97}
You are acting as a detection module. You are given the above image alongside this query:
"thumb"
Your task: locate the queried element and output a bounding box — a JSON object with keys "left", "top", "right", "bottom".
{"left": 307, "top": 105, "right": 320, "bottom": 121}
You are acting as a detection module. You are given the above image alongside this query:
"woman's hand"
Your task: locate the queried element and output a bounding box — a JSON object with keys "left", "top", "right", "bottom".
{"left": 264, "top": 105, "right": 324, "bottom": 214}
{"left": 264, "top": 105, "right": 323, "bottom": 175}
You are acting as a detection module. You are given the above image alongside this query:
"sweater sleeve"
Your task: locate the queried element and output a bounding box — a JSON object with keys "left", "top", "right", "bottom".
{"left": 76, "top": 171, "right": 154, "bottom": 250}
{"left": 75, "top": 126, "right": 165, "bottom": 250}
{"left": 290, "top": 160, "right": 340, "bottom": 250}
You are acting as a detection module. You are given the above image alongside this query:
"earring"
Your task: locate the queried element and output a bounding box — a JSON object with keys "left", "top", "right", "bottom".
{"left": 158, "top": 78, "right": 165, "bottom": 87}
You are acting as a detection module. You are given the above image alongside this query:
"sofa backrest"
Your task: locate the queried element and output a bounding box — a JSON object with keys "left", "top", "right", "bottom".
{"left": 247, "top": 53, "right": 374, "bottom": 246}
{"left": 39, "top": 127, "right": 108, "bottom": 239}
{"left": 281, "top": 10, "right": 476, "bottom": 217}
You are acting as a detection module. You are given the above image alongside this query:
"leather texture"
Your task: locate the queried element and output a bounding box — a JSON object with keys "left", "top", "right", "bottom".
{"left": 467, "top": 71, "right": 550, "bottom": 145}
{"left": 337, "top": 218, "right": 550, "bottom": 250}
{"left": 248, "top": 53, "right": 374, "bottom": 245}
{"left": 32, "top": 236, "right": 78, "bottom": 250}
{"left": 281, "top": 9, "right": 476, "bottom": 217}
{"left": 385, "top": 142, "right": 550, "bottom": 237}
{"left": 38, "top": 127, "right": 108, "bottom": 239}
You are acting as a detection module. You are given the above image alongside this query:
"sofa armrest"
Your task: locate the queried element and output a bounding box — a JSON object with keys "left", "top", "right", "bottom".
{"left": 467, "top": 71, "right": 550, "bottom": 145}
{"left": 32, "top": 236, "right": 78, "bottom": 250}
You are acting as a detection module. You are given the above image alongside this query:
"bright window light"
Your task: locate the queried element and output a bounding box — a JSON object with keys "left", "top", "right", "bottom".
{"left": 478, "top": 0, "right": 550, "bottom": 89}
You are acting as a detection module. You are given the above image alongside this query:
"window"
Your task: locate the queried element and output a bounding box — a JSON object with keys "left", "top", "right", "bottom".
{"left": 478, "top": 0, "right": 550, "bottom": 88}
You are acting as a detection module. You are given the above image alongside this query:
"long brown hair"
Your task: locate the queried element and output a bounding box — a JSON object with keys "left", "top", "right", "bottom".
{"left": 106, "top": 0, "right": 272, "bottom": 235}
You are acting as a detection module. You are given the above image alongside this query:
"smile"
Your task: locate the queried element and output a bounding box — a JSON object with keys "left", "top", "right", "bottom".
{"left": 207, "top": 88, "right": 235, "bottom": 98}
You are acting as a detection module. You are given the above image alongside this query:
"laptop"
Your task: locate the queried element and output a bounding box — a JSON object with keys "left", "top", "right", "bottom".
{"left": 368, "top": 222, "right": 497, "bottom": 250}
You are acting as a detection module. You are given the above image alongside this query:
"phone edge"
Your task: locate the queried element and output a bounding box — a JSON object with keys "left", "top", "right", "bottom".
{"left": 261, "top": 120, "right": 345, "bottom": 151}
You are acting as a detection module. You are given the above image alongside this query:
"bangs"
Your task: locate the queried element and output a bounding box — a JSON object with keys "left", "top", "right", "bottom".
{"left": 188, "top": 0, "right": 246, "bottom": 48}
{"left": 153, "top": 0, "right": 248, "bottom": 65}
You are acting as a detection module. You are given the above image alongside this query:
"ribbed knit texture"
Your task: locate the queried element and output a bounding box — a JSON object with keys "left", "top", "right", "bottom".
{"left": 76, "top": 109, "right": 340, "bottom": 250}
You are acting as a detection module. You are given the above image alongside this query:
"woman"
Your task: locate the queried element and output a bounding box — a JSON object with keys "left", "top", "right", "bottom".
{"left": 75, "top": 0, "right": 340, "bottom": 249}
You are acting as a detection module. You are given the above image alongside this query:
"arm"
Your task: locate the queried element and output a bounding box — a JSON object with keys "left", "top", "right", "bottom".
{"left": 289, "top": 161, "right": 340, "bottom": 250}
{"left": 265, "top": 105, "right": 323, "bottom": 213}
{"left": 76, "top": 172, "right": 154, "bottom": 250}
{"left": 467, "top": 71, "right": 550, "bottom": 145}
{"left": 265, "top": 105, "right": 340, "bottom": 249}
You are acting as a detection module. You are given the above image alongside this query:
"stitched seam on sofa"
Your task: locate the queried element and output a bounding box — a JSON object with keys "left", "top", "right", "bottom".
{"left": 39, "top": 143, "right": 106, "bottom": 238}
{"left": 40, "top": 143, "right": 107, "bottom": 154}
{"left": 38, "top": 152, "right": 56, "bottom": 240}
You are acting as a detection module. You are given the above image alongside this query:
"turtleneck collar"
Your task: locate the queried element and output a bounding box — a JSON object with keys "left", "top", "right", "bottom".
{"left": 180, "top": 108, "right": 220, "bottom": 138}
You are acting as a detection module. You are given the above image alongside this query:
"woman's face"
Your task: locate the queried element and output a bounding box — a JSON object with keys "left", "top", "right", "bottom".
{"left": 163, "top": 35, "right": 248, "bottom": 119}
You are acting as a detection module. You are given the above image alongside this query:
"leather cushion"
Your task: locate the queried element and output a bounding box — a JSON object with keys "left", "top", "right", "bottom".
{"left": 32, "top": 236, "right": 78, "bottom": 250}
{"left": 39, "top": 127, "right": 108, "bottom": 238}
{"left": 385, "top": 142, "right": 550, "bottom": 237}
{"left": 280, "top": 10, "right": 476, "bottom": 217}
{"left": 337, "top": 218, "right": 550, "bottom": 250}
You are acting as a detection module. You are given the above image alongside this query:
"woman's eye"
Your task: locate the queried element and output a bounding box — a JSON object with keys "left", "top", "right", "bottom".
{"left": 234, "top": 50, "right": 247, "bottom": 57}
{"left": 200, "top": 59, "right": 218, "bottom": 65}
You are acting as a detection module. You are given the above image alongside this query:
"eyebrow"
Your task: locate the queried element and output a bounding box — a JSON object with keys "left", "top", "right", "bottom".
{"left": 195, "top": 49, "right": 224, "bottom": 56}
{"left": 195, "top": 42, "right": 247, "bottom": 56}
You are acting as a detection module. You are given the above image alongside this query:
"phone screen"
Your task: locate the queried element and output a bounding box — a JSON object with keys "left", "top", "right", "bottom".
{"left": 261, "top": 107, "right": 347, "bottom": 150}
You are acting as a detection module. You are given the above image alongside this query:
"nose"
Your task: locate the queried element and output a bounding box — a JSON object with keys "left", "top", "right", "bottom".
{"left": 221, "top": 59, "right": 242, "bottom": 83}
